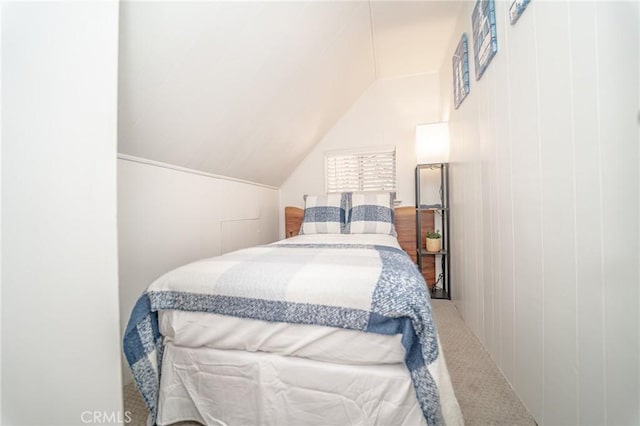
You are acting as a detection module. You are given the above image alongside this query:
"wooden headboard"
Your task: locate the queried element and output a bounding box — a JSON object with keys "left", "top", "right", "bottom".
{"left": 284, "top": 206, "right": 304, "bottom": 238}
{"left": 283, "top": 206, "right": 436, "bottom": 286}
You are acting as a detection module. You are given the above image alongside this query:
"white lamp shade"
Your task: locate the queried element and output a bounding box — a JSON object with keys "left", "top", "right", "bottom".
{"left": 415, "top": 122, "right": 450, "bottom": 164}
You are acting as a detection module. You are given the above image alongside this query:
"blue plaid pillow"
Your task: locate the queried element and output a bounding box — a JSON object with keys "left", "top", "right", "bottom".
{"left": 300, "top": 193, "right": 348, "bottom": 234}
{"left": 345, "top": 192, "right": 396, "bottom": 236}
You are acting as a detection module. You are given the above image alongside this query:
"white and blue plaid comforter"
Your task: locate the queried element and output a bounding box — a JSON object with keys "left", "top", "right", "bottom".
{"left": 124, "top": 237, "right": 444, "bottom": 425}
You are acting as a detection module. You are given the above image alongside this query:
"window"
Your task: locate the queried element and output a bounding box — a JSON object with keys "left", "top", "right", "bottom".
{"left": 325, "top": 147, "right": 396, "bottom": 193}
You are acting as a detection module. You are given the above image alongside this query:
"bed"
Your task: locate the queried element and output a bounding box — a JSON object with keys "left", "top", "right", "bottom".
{"left": 124, "top": 192, "right": 462, "bottom": 426}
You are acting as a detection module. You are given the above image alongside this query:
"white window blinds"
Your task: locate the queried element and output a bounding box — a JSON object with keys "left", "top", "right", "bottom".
{"left": 326, "top": 148, "right": 396, "bottom": 193}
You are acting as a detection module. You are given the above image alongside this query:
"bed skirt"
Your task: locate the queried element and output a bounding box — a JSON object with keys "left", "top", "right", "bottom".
{"left": 157, "top": 343, "right": 462, "bottom": 426}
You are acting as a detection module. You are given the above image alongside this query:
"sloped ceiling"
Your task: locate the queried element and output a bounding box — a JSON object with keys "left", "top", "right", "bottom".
{"left": 118, "top": 1, "right": 461, "bottom": 187}
{"left": 371, "top": 1, "right": 462, "bottom": 78}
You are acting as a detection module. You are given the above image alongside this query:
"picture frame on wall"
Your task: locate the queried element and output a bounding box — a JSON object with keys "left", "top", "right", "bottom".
{"left": 452, "top": 33, "right": 470, "bottom": 109}
{"left": 509, "top": 0, "right": 531, "bottom": 24}
{"left": 471, "top": 0, "right": 498, "bottom": 80}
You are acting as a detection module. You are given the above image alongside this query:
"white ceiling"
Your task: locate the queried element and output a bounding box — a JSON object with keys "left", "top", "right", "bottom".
{"left": 371, "top": 1, "right": 462, "bottom": 78}
{"left": 118, "top": 1, "right": 462, "bottom": 186}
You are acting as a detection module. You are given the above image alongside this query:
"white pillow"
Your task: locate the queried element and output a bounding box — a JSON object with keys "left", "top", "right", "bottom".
{"left": 299, "top": 193, "right": 347, "bottom": 234}
{"left": 345, "top": 192, "right": 396, "bottom": 236}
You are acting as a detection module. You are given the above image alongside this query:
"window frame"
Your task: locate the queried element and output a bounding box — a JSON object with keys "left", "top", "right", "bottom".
{"left": 324, "top": 146, "right": 397, "bottom": 195}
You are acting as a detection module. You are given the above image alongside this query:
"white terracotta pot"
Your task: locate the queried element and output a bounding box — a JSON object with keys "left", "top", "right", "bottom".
{"left": 426, "top": 237, "right": 441, "bottom": 253}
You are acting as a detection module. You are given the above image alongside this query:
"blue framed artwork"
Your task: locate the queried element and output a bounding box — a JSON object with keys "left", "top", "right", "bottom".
{"left": 509, "top": 0, "right": 531, "bottom": 25}
{"left": 471, "top": 0, "right": 498, "bottom": 80}
{"left": 452, "top": 33, "right": 470, "bottom": 109}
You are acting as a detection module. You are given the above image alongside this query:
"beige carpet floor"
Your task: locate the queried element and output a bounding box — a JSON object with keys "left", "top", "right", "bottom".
{"left": 430, "top": 300, "right": 535, "bottom": 425}
{"left": 124, "top": 300, "right": 535, "bottom": 425}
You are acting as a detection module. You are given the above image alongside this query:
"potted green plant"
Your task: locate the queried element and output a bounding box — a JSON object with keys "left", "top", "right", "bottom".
{"left": 426, "top": 229, "right": 441, "bottom": 253}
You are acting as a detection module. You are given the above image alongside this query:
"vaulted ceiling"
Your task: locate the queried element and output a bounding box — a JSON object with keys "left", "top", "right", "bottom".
{"left": 118, "top": 1, "right": 461, "bottom": 186}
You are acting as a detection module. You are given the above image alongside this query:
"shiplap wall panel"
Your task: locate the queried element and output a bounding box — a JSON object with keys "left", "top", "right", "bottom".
{"left": 440, "top": 1, "right": 639, "bottom": 424}
{"left": 469, "top": 106, "right": 483, "bottom": 340}
{"left": 596, "top": 3, "right": 640, "bottom": 424}
{"left": 449, "top": 123, "right": 464, "bottom": 315}
{"left": 536, "top": 3, "right": 578, "bottom": 425}
{"left": 485, "top": 0, "right": 509, "bottom": 364}
{"left": 508, "top": 7, "right": 545, "bottom": 421}
{"left": 448, "top": 122, "right": 465, "bottom": 315}
{"left": 493, "top": 0, "right": 516, "bottom": 383}
{"left": 485, "top": 67, "right": 499, "bottom": 364}
{"left": 569, "top": 2, "right": 606, "bottom": 423}
{"left": 481, "top": 143, "right": 495, "bottom": 359}
{"left": 472, "top": 118, "right": 484, "bottom": 341}
{"left": 480, "top": 59, "right": 493, "bottom": 352}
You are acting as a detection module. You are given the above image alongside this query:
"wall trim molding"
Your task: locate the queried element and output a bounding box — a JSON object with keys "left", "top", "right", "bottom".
{"left": 117, "top": 153, "right": 279, "bottom": 190}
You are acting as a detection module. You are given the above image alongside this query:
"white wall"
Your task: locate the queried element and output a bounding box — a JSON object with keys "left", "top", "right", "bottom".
{"left": 439, "top": 1, "right": 639, "bottom": 424}
{"left": 0, "top": 3, "right": 3, "bottom": 420}
{"left": 279, "top": 72, "right": 442, "bottom": 237}
{"left": 1, "top": 2, "right": 123, "bottom": 425}
{"left": 118, "top": 157, "right": 280, "bottom": 383}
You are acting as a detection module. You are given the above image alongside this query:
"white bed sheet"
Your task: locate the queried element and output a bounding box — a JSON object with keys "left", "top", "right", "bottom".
{"left": 158, "top": 343, "right": 429, "bottom": 426}
{"left": 159, "top": 310, "right": 406, "bottom": 365}
{"left": 277, "top": 233, "right": 402, "bottom": 249}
